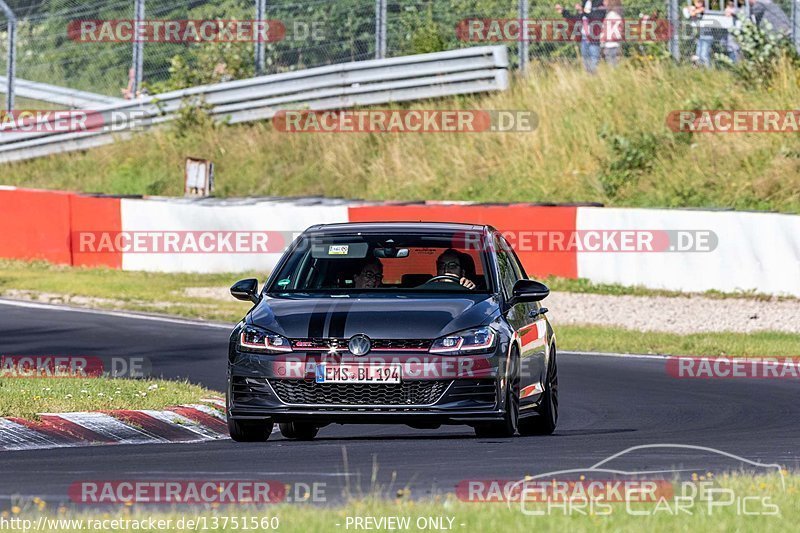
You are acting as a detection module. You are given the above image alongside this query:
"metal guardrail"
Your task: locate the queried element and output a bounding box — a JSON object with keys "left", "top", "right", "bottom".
{"left": 0, "top": 77, "right": 125, "bottom": 108}
{"left": 0, "top": 46, "right": 509, "bottom": 164}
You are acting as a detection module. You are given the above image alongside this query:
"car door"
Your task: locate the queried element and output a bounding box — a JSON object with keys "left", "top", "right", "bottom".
{"left": 495, "top": 234, "right": 547, "bottom": 410}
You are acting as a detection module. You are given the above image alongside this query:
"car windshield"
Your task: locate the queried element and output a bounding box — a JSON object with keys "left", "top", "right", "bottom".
{"left": 267, "top": 232, "right": 491, "bottom": 293}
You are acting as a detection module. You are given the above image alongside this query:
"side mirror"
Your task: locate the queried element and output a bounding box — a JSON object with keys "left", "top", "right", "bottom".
{"left": 508, "top": 279, "right": 550, "bottom": 306}
{"left": 230, "top": 278, "right": 260, "bottom": 304}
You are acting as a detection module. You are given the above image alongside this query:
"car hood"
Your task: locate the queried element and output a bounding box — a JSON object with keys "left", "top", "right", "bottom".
{"left": 248, "top": 293, "right": 500, "bottom": 340}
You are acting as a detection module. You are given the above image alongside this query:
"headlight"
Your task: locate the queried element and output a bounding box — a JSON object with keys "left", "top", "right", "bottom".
{"left": 239, "top": 325, "right": 292, "bottom": 353}
{"left": 430, "top": 327, "right": 497, "bottom": 355}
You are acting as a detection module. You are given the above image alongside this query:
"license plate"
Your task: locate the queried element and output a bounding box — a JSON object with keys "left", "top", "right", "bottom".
{"left": 315, "top": 363, "right": 402, "bottom": 384}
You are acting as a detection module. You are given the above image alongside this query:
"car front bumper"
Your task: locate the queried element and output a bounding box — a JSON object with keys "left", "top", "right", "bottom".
{"left": 227, "top": 350, "right": 507, "bottom": 425}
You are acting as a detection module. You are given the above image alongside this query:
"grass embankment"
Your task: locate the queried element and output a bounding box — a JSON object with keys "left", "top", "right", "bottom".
{"left": 2, "top": 259, "right": 798, "bottom": 357}
{"left": 1, "top": 63, "right": 799, "bottom": 213}
{"left": 0, "top": 378, "right": 214, "bottom": 420}
{"left": 4, "top": 473, "right": 798, "bottom": 532}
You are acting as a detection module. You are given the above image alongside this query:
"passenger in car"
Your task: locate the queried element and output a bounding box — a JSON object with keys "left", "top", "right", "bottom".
{"left": 353, "top": 258, "right": 384, "bottom": 289}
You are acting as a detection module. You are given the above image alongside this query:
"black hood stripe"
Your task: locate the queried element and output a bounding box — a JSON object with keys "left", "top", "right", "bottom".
{"left": 307, "top": 301, "right": 332, "bottom": 339}
{"left": 328, "top": 301, "right": 354, "bottom": 339}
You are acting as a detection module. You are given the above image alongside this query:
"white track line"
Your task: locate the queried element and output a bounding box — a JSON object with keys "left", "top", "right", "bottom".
{"left": 0, "top": 298, "right": 233, "bottom": 329}
{"left": 561, "top": 350, "right": 670, "bottom": 362}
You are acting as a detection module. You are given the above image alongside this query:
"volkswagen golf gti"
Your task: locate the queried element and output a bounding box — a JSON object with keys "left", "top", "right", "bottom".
{"left": 226, "top": 222, "right": 557, "bottom": 441}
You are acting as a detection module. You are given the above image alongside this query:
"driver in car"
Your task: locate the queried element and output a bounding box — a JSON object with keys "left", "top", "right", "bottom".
{"left": 353, "top": 258, "right": 384, "bottom": 289}
{"left": 430, "top": 249, "right": 476, "bottom": 289}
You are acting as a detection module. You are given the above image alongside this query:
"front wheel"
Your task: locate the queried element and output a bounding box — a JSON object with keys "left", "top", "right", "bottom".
{"left": 279, "top": 421, "right": 319, "bottom": 440}
{"left": 228, "top": 417, "right": 274, "bottom": 442}
{"left": 519, "top": 348, "right": 558, "bottom": 436}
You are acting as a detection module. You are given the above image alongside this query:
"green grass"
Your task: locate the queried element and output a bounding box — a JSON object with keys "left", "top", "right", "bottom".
{"left": 1, "top": 62, "right": 800, "bottom": 213}
{"left": 558, "top": 325, "right": 800, "bottom": 357}
{"left": 0, "top": 377, "right": 215, "bottom": 420}
{"left": 5, "top": 473, "right": 798, "bottom": 532}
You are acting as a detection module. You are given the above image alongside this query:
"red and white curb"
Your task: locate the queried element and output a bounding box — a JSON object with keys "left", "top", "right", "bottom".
{"left": 0, "top": 398, "right": 229, "bottom": 451}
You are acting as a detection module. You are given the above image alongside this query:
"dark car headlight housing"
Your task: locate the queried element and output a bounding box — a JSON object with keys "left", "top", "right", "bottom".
{"left": 238, "top": 325, "right": 292, "bottom": 353}
{"left": 429, "top": 326, "right": 497, "bottom": 355}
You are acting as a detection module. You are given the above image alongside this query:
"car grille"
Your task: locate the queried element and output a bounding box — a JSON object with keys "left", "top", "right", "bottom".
{"left": 268, "top": 379, "right": 450, "bottom": 406}
{"left": 290, "top": 338, "right": 431, "bottom": 352}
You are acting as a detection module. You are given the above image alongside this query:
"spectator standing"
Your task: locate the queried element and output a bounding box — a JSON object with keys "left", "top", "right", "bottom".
{"left": 724, "top": 0, "right": 742, "bottom": 62}
{"left": 602, "top": 0, "right": 624, "bottom": 66}
{"left": 556, "top": 0, "right": 607, "bottom": 73}
{"left": 688, "top": 0, "right": 714, "bottom": 67}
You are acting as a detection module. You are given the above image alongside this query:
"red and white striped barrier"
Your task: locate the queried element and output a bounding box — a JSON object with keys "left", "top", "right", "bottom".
{"left": 0, "top": 399, "right": 228, "bottom": 452}
{"left": 1, "top": 187, "right": 798, "bottom": 296}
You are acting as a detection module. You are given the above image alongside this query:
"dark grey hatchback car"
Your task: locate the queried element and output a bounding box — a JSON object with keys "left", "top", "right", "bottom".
{"left": 226, "top": 222, "right": 557, "bottom": 441}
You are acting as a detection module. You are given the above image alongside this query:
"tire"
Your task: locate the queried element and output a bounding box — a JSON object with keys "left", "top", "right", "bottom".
{"left": 228, "top": 417, "right": 274, "bottom": 442}
{"left": 519, "top": 348, "right": 558, "bottom": 436}
{"left": 474, "top": 376, "right": 519, "bottom": 438}
{"left": 279, "top": 421, "right": 319, "bottom": 440}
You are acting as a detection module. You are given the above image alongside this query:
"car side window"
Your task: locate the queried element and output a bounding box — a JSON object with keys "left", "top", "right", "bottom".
{"left": 500, "top": 237, "right": 526, "bottom": 281}
{"left": 494, "top": 235, "right": 518, "bottom": 299}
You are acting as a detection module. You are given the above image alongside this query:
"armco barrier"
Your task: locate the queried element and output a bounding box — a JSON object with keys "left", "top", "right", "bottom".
{"left": 1, "top": 188, "right": 799, "bottom": 297}
{"left": 0, "top": 46, "right": 510, "bottom": 164}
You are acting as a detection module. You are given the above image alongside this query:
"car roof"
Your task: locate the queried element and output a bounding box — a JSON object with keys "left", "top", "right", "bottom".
{"left": 304, "top": 221, "right": 491, "bottom": 235}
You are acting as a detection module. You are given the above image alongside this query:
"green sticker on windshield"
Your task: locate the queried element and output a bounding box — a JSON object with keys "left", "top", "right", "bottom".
{"left": 328, "top": 245, "right": 349, "bottom": 255}
{"left": 277, "top": 278, "right": 291, "bottom": 286}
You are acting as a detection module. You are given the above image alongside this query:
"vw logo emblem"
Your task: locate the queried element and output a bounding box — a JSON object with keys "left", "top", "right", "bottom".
{"left": 348, "top": 334, "right": 371, "bottom": 356}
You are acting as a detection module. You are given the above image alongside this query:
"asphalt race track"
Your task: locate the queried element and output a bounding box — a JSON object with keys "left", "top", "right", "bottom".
{"left": 1, "top": 299, "right": 798, "bottom": 505}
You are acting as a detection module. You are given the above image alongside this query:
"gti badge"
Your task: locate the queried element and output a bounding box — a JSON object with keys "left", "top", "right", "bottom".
{"left": 348, "top": 334, "right": 372, "bottom": 356}
{"left": 326, "top": 339, "right": 340, "bottom": 356}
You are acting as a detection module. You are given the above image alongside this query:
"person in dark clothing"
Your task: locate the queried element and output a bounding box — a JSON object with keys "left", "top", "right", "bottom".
{"left": 556, "top": 0, "right": 607, "bottom": 73}
{"left": 748, "top": 0, "right": 792, "bottom": 35}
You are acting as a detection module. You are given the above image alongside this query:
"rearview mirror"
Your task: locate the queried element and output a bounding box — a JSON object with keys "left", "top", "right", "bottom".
{"left": 230, "top": 278, "right": 260, "bottom": 304}
{"left": 374, "top": 247, "right": 409, "bottom": 259}
{"left": 508, "top": 279, "right": 550, "bottom": 306}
